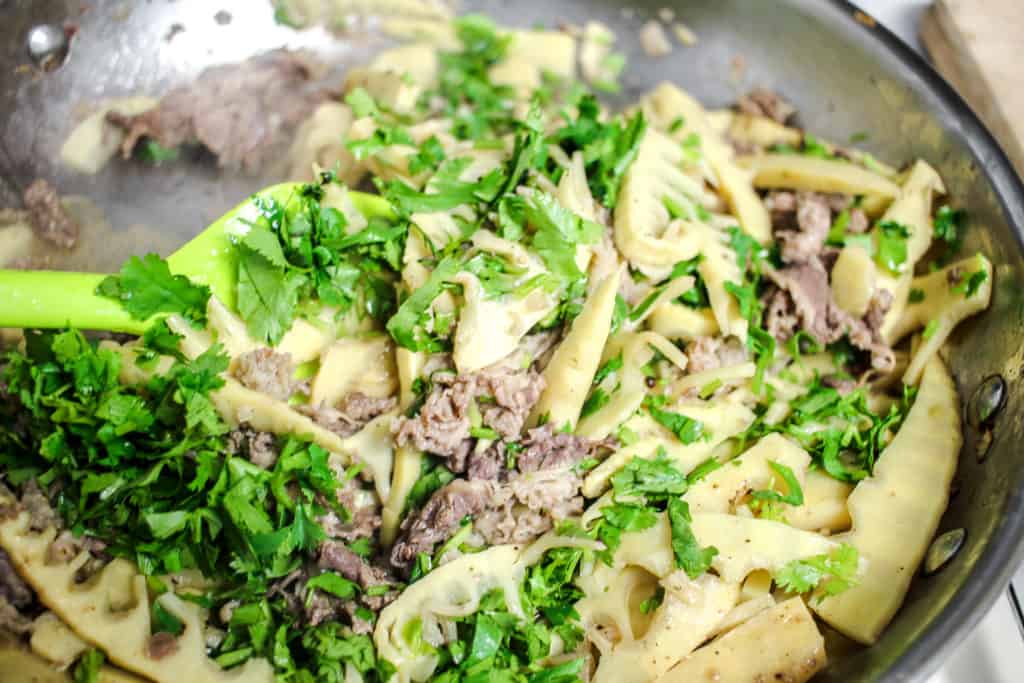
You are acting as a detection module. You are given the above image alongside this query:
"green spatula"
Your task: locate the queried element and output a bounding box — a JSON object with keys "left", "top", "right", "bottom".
{"left": 0, "top": 184, "right": 393, "bottom": 334}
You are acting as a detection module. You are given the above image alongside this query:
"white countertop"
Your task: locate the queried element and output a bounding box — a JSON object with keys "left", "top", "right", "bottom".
{"left": 853, "top": 1, "right": 1024, "bottom": 681}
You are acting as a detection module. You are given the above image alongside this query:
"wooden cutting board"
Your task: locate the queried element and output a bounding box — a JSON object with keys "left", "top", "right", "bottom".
{"left": 920, "top": 0, "right": 1024, "bottom": 178}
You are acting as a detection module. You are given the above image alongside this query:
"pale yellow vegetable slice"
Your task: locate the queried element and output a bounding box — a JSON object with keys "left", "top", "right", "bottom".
{"left": 205, "top": 297, "right": 333, "bottom": 364}
{"left": 685, "top": 433, "right": 810, "bottom": 514}
{"left": 59, "top": 97, "right": 157, "bottom": 174}
{"left": 694, "top": 222, "right": 748, "bottom": 340}
{"left": 375, "top": 546, "right": 526, "bottom": 682}
{"left": 786, "top": 469, "right": 854, "bottom": 533}
{"left": 0, "top": 514, "right": 273, "bottom": 683}
{"left": 739, "top": 153, "right": 900, "bottom": 204}
{"left": 885, "top": 254, "right": 993, "bottom": 384}
{"left": 656, "top": 597, "right": 827, "bottom": 683}
{"left": 575, "top": 564, "right": 660, "bottom": 649}
{"left": 382, "top": 348, "right": 426, "bottom": 543}
{"left": 311, "top": 335, "right": 396, "bottom": 406}
{"left": 831, "top": 244, "right": 876, "bottom": 317}
{"left": 670, "top": 362, "right": 755, "bottom": 398}
{"left": 813, "top": 356, "right": 961, "bottom": 644}
{"left": 30, "top": 612, "right": 88, "bottom": 670}
{"left": 643, "top": 83, "right": 771, "bottom": 243}
{"left": 727, "top": 113, "right": 802, "bottom": 149}
{"left": 871, "top": 160, "right": 946, "bottom": 339}
{"left": 287, "top": 102, "right": 361, "bottom": 184}
{"left": 647, "top": 303, "right": 720, "bottom": 341}
{"left": 613, "top": 126, "right": 708, "bottom": 274}
{"left": 530, "top": 270, "right": 620, "bottom": 429}
{"left": 592, "top": 575, "right": 740, "bottom": 683}
{"left": 582, "top": 401, "right": 753, "bottom": 498}
{"left": 0, "top": 222, "right": 35, "bottom": 268}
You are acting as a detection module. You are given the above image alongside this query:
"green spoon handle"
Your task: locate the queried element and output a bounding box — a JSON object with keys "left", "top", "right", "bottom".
{"left": 0, "top": 187, "right": 394, "bottom": 333}
{"left": 0, "top": 269, "right": 146, "bottom": 333}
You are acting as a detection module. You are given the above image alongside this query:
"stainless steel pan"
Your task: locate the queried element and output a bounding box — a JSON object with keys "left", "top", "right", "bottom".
{"left": 2, "top": 1, "right": 1023, "bottom": 680}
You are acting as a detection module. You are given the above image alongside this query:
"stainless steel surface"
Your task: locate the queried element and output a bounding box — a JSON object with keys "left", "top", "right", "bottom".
{"left": 2, "top": 1, "right": 1024, "bottom": 681}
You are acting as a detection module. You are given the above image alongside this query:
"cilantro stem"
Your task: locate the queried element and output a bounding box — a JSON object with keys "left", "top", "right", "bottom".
{"left": 0, "top": 186, "right": 394, "bottom": 333}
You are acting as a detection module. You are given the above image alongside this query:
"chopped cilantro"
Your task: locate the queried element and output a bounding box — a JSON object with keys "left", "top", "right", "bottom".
{"left": 639, "top": 586, "right": 665, "bottom": 615}
{"left": 908, "top": 288, "right": 926, "bottom": 304}
{"left": 643, "top": 396, "right": 706, "bottom": 444}
{"left": 306, "top": 572, "right": 359, "bottom": 600}
{"left": 667, "top": 498, "right": 718, "bottom": 579}
{"left": 386, "top": 256, "right": 461, "bottom": 351}
{"left": 137, "top": 140, "right": 180, "bottom": 164}
{"left": 875, "top": 220, "right": 911, "bottom": 273}
{"left": 72, "top": 649, "right": 106, "bottom": 683}
{"left": 750, "top": 461, "right": 805, "bottom": 507}
{"left": 774, "top": 543, "right": 859, "bottom": 601}
{"left": 922, "top": 319, "right": 940, "bottom": 340}
{"left": 933, "top": 205, "right": 966, "bottom": 257}
{"left": 97, "top": 253, "right": 210, "bottom": 325}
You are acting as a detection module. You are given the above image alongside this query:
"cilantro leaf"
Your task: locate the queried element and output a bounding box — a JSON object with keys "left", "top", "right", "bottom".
{"left": 236, "top": 243, "right": 302, "bottom": 345}
{"left": 306, "top": 572, "right": 359, "bottom": 600}
{"left": 933, "top": 205, "right": 966, "bottom": 256}
{"left": 610, "top": 448, "right": 688, "bottom": 500}
{"left": 667, "top": 497, "right": 718, "bottom": 579}
{"left": 750, "top": 461, "right": 805, "bottom": 507}
{"left": 72, "top": 649, "right": 106, "bottom": 683}
{"left": 875, "top": 220, "right": 911, "bottom": 273}
{"left": 525, "top": 191, "right": 601, "bottom": 288}
{"left": 774, "top": 543, "right": 859, "bottom": 600}
{"left": 643, "top": 396, "right": 706, "bottom": 444}
{"left": 386, "top": 256, "right": 461, "bottom": 351}
{"left": 97, "top": 253, "right": 210, "bottom": 324}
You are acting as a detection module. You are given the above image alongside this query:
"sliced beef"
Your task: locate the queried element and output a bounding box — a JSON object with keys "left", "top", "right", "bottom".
{"left": 146, "top": 631, "right": 180, "bottom": 660}
{"left": 233, "top": 349, "right": 306, "bottom": 401}
{"left": 847, "top": 208, "right": 870, "bottom": 234}
{"left": 303, "top": 392, "right": 397, "bottom": 439}
{"left": 0, "top": 598, "right": 32, "bottom": 636}
{"left": 394, "top": 367, "right": 545, "bottom": 469}
{"left": 0, "top": 549, "right": 31, "bottom": 609}
{"left": 685, "top": 336, "right": 749, "bottom": 375}
{"left": 47, "top": 530, "right": 107, "bottom": 565}
{"left": 107, "top": 50, "right": 331, "bottom": 173}
{"left": 318, "top": 477, "right": 382, "bottom": 542}
{"left": 319, "top": 541, "right": 394, "bottom": 591}
{"left": 389, "top": 479, "right": 493, "bottom": 571}
{"left": 21, "top": 480, "right": 59, "bottom": 533}
{"left": 848, "top": 290, "right": 896, "bottom": 372}
{"left": 765, "top": 261, "right": 842, "bottom": 345}
{"left": 23, "top": 179, "right": 79, "bottom": 249}
{"left": 737, "top": 88, "right": 797, "bottom": 124}
{"left": 516, "top": 423, "right": 598, "bottom": 473}
{"left": 227, "top": 426, "right": 278, "bottom": 469}
{"left": 778, "top": 192, "right": 831, "bottom": 264}
{"left": 466, "top": 443, "right": 505, "bottom": 481}
{"left": 475, "top": 469, "right": 584, "bottom": 545}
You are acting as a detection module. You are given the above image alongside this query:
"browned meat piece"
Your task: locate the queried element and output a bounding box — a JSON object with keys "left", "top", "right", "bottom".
{"left": 394, "top": 367, "right": 545, "bottom": 467}
{"left": 822, "top": 375, "right": 857, "bottom": 394}
{"left": 763, "top": 286, "right": 800, "bottom": 342}
{"left": 843, "top": 206, "right": 868, "bottom": 233}
{"left": 146, "top": 631, "right": 180, "bottom": 660}
{"left": 477, "top": 368, "right": 546, "bottom": 439}
{"left": 764, "top": 191, "right": 798, "bottom": 229}
{"left": 864, "top": 289, "right": 894, "bottom": 333}
{"left": 0, "top": 598, "right": 32, "bottom": 636}
{"left": 106, "top": 50, "right": 331, "bottom": 173}
{"left": 466, "top": 443, "right": 505, "bottom": 481}
{"left": 851, "top": 290, "right": 896, "bottom": 372}
{"left": 475, "top": 469, "right": 584, "bottom": 545}
{"left": 737, "top": 88, "right": 797, "bottom": 124}
{"left": 46, "top": 529, "right": 103, "bottom": 565}
{"left": 23, "top": 179, "right": 79, "bottom": 248}
{"left": 390, "top": 479, "right": 493, "bottom": 571}
{"left": 227, "top": 426, "right": 278, "bottom": 469}
{"left": 319, "top": 541, "right": 394, "bottom": 591}
{"left": 766, "top": 261, "right": 842, "bottom": 345}
{"left": 685, "top": 336, "right": 749, "bottom": 375}
{"left": 303, "top": 392, "right": 397, "bottom": 438}
{"left": 319, "top": 478, "right": 381, "bottom": 542}
{"left": 779, "top": 192, "right": 831, "bottom": 263}
{"left": 517, "top": 423, "right": 603, "bottom": 473}
{"left": 21, "top": 480, "right": 59, "bottom": 533}
{"left": 233, "top": 348, "right": 306, "bottom": 401}
{"left": 0, "top": 549, "right": 32, "bottom": 609}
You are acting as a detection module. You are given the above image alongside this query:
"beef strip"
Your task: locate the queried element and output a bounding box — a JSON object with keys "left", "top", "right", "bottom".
{"left": 318, "top": 477, "right": 382, "bottom": 542}
{"left": 474, "top": 469, "right": 584, "bottom": 545}
{"left": 233, "top": 349, "right": 307, "bottom": 401}
{"left": 21, "top": 480, "right": 59, "bottom": 533}
{"left": 393, "top": 366, "right": 545, "bottom": 470}
{"left": 0, "top": 598, "right": 32, "bottom": 636}
{"left": 685, "top": 336, "right": 749, "bottom": 375}
{"left": 765, "top": 261, "right": 841, "bottom": 345}
{"left": 736, "top": 88, "right": 797, "bottom": 124}
{"left": 107, "top": 49, "right": 331, "bottom": 173}
{"left": 146, "top": 631, "right": 180, "bottom": 660}
{"left": 389, "top": 479, "right": 494, "bottom": 571}
{"left": 517, "top": 423, "right": 602, "bottom": 472}
{"left": 226, "top": 426, "right": 278, "bottom": 469}
{"left": 391, "top": 428, "right": 611, "bottom": 573}
{"left": 0, "top": 549, "right": 31, "bottom": 609}
{"left": 23, "top": 179, "right": 79, "bottom": 249}
{"left": 302, "top": 392, "right": 397, "bottom": 438}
